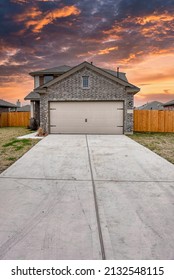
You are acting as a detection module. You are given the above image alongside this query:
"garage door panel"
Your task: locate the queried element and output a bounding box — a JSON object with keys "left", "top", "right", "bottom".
{"left": 50, "top": 102, "right": 123, "bottom": 134}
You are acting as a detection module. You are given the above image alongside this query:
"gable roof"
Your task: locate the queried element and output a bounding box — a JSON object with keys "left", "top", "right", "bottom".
{"left": 0, "top": 99, "right": 17, "bottom": 108}
{"left": 29, "top": 64, "right": 128, "bottom": 82}
{"left": 163, "top": 99, "right": 174, "bottom": 106}
{"left": 36, "top": 61, "right": 139, "bottom": 93}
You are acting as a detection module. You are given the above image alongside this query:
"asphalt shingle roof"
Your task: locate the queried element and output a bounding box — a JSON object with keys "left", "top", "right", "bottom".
{"left": 29, "top": 65, "right": 72, "bottom": 75}
{"left": 24, "top": 91, "right": 40, "bottom": 100}
{"left": 29, "top": 64, "right": 128, "bottom": 82}
{"left": 102, "top": 68, "right": 128, "bottom": 82}
{"left": 17, "top": 105, "right": 30, "bottom": 112}
{"left": 163, "top": 99, "right": 174, "bottom": 106}
{"left": 0, "top": 99, "right": 17, "bottom": 108}
{"left": 137, "top": 101, "right": 164, "bottom": 110}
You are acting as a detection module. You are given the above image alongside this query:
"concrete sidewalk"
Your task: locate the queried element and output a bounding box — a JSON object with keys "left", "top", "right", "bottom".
{"left": 0, "top": 135, "right": 174, "bottom": 259}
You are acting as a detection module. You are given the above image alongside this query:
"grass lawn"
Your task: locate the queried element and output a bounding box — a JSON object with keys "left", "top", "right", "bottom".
{"left": 129, "top": 132, "right": 174, "bottom": 164}
{"left": 0, "top": 127, "right": 40, "bottom": 173}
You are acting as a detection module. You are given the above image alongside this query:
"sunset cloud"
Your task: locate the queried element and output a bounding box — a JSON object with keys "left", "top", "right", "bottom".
{"left": 135, "top": 13, "right": 174, "bottom": 25}
{"left": 0, "top": 0, "right": 174, "bottom": 105}
{"left": 14, "top": 5, "right": 81, "bottom": 33}
{"left": 98, "top": 46, "right": 118, "bottom": 55}
{"left": 28, "top": 6, "right": 80, "bottom": 33}
{"left": 15, "top": 7, "right": 42, "bottom": 22}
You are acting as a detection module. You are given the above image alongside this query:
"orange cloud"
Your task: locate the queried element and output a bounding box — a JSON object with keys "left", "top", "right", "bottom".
{"left": 119, "top": 53, "right": 136, "bottom": 64}
{"left": 104, "top": 12, "right": 174, "bottom": 44}
{"left": 135, "top": 13, "right": 174, "bottom": 25}
{"left": 103, "top": 26, "right": 123, "bottom": 41}
{"left": 98, "top": 46, "right": 118, "bottom": 55}
{"left": 103, "top": 26, "right": 123, "bottom": 35}
{"left": 77, "top": 46, "right": 119, "bottom": 58}
{"left": 25, "top": 6, "right": 81, "bottom": 33}
{"left": 15, "top": 7, "right": 42, "bottom": 22}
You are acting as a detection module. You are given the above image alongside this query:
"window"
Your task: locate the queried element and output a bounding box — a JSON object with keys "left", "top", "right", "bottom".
{"left": 82, "top": 76, "right": 89, "bottom": 88}
{"left": 44, "top": 75, "right": 54, "bottom": 84}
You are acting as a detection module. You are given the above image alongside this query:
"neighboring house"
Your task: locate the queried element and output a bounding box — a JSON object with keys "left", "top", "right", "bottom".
{"left": 17, "top": 105, "right": 30, "bottom": 112}
{"left": 0, "top": 99, "right": 17, "bottom": 113}
{"left": 136, "top": 101, "right": 164, "bottom": 110}
{"left": 163, "top": 100, "right": 174, "bottom": 111}
{"left": 25, "top": 61, "right": 140, "bottom": 134}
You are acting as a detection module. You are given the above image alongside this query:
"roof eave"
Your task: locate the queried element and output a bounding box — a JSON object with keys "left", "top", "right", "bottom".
{"left": 29, "top": 71, "right": 66, "bottom": 76}
{"left": 0, "top": 105, "right": 17, "bottom": 108}
{"left": 35, "top": 88, "right": 47, "bottom": 94}
{"left": 24, "top": 96, "right": 40, "bottom": 101}
{"left": 126, "top": 87, "right": 140, "bottom": 94}
{"left": 163, "top": 104, "right": 174, "bottom": 107}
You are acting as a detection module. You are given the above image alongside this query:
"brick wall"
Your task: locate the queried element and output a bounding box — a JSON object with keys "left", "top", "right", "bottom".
{"left": 40, "top": 67, "right": 134, "bottom": 133}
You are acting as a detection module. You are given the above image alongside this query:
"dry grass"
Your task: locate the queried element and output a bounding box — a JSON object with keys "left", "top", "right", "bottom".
{"left": 0, "top": 127, "right": 40, "bottom": 173}
{"left": 129, "top": 132, "right": 174, "bottom": 164}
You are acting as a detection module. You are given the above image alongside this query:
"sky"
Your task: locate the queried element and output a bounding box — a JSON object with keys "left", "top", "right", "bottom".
{"left": 0, "top": 0, "right": 174, "bottom": 107}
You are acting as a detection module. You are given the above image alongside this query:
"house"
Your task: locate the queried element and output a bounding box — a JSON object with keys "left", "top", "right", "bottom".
{"left": 17, "top": 105, "right": 30, "bottom": 112}
{"left": 163, "top": 100, "right": 174, "bottom": 110}
{"left": 136, "top": 101, "right": 164, "bottom": 110}
{"left": 25, "top": 61, "right": 140, "bottom": 134}
{"left": 0, "top": 99, "right": 17, "bottom": 113}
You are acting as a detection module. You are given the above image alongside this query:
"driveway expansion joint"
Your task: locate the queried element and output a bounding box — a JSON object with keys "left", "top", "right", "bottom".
{"left": 85, "top": 135, "right": 106, "bottom": 260}
{"left": 0, "top": 176, "right": 174, "bottom": 184}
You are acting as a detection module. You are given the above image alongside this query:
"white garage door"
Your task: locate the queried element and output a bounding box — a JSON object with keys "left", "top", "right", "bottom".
{"left": 49, "top": 101, "right": 124, "bottom": 134}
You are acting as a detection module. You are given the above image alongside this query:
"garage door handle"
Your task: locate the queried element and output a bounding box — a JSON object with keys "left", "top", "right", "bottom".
{"left": 85, "top": 118, "right": 87, "bottom": 122}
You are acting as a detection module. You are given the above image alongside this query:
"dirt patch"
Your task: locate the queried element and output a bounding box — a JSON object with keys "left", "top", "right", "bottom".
{"left": 0, "top": 127, "right": 40, "bottom": 173}
{"left": 129, "top": 132, "right": 174, "bottom": 164}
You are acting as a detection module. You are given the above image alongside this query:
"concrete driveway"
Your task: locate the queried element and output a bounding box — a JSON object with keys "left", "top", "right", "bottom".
{"left": 0, "top": 135, "right": 174, "bottom": 259}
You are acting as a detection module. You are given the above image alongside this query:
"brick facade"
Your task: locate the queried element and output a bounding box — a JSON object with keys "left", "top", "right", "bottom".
{"left": 40, "top": 67, "right": 134, "bottom": 134}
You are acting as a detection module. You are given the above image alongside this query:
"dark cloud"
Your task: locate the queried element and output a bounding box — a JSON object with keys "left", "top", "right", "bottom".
{"left": 117, "top": 0, "right": 174, "bottom": 18}
{"left": 0, "top": 0, "right": 174, "bottom": 88}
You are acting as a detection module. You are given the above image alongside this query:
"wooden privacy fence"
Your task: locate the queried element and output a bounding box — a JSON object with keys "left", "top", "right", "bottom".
{"left": 134, "top": 110, "right": 174, "bottom": 132}
{"left": 0, "top": 112, "right": 30, "bottom": 127}
{"left": 1, "top": 110, "right": 174, "bottom": 132}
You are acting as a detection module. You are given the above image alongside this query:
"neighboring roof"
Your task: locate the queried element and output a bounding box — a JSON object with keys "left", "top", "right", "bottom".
{"left": 29, "top": 65, "right": 72, "bottom": 76}
{"left": 17, "top": 105, "right": 30, "bottom": 112}
{"left": 36, "top": 61, "right": 140, "bottom": 93}
{"left": 24, "top": 91, "right": 40, "bottom": 101}
{"left": 0, "top": 99, "right": 17, "bottom": 108}
{"left": 163, "top": 99, "right": 174, "bottom": 106}
{"left": 137, "top": 101, "right": 164, "bottom": 110}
